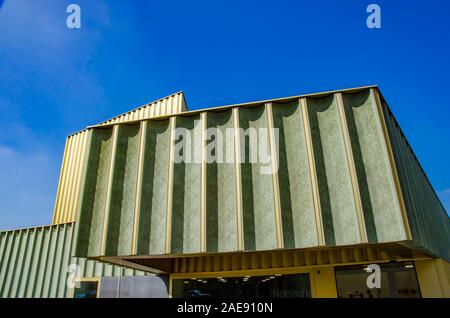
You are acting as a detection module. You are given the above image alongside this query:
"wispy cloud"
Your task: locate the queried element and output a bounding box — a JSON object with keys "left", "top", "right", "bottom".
{"left": 0, "top": 1, "right": 114, "bottom": 230}
{"left": 0, "top": 144, "right": 59, "bottom": 231}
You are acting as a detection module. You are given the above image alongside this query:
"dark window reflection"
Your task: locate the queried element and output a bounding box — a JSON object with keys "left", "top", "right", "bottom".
{"left": 335, "top": 262, "right": 421, "bottom": 298}
{"left": 74, "top": 281, "right": 98, "bottom": 298}
{"left": 173, "top": 273, "right": 311, "bottom": 298}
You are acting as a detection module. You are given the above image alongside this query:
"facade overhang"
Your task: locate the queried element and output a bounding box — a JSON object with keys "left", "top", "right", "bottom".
{"left": 94, "top": 242, "right": 433, "bottom": 274}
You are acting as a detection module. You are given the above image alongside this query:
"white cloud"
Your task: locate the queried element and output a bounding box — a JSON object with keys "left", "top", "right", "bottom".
{"left": 0, "top": 0, "right": 143, "bottom": 232}
{"left": 0, "top": 1, "right": 116, "bottom": 231}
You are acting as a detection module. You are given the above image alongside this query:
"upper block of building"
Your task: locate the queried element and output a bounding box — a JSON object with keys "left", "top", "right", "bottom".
{"left": 51, "top": 86, "right": 449, "bottom": 274}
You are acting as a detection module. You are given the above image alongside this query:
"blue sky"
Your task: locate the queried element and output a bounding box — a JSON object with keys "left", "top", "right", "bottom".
{"left": 0, "top": 0, "right": 449, "bottom": 230}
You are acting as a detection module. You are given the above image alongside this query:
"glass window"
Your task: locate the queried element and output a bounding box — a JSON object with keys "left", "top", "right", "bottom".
{"left": 335, "top": 262, "right": 421, "bottom": 298}
{"left": 74, "top": 281, "right": 99, "bottom": 298}
{"left": 172, "top": 273, "right": 311, "bottom": 298}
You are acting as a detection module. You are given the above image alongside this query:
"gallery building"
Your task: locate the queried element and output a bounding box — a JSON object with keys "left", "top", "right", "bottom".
{"left": 1, "top": 86, "right": 449, "bottom": 298}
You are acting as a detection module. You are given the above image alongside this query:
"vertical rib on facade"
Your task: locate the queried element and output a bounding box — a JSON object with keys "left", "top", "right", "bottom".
{"left": 0, "top": 224, "right": 150, "bottom": 298}
{"left": 380, "top": 97, "right": 450, "bottom": 260}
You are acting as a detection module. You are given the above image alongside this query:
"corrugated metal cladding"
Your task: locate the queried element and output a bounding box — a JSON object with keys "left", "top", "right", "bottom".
{"left": 52, "top": 131, "right": 90, "bottom": 224}
{"left": 98, "top": 91, "right": 187, "bottom": 126}
{"left": 52, "top": 92, "right": 188, "bottom": 224}
{"left": 381, "top": 101, "right": 450, "bottom": 261}
{"left": 0, "top": 223, "right": 150, "bottom": 298}
{"left": 72, "top": 86, "right": 447, "bottom": 261}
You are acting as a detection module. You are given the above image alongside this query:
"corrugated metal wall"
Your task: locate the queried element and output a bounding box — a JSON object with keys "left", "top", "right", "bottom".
{"left": 74, "top": 87, "right": 418, "bottom": 260}
{"left": 381, "top": 99, "right": 450, "bottom": 261}
{"left": 52, "top": 92, "right": 188, "bottom": 224}
{"left": 52, "top": 131, "right": 90, "bottom": 224}
{"left": 0, "top": 223, "right": 150, "bottom": 298}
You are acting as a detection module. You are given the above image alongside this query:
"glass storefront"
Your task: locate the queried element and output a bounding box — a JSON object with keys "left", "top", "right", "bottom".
{"left": 73, "top": 281, "right": 99, "bottom": 298}
{"left": 172, "top": 273, "right": 311, "bottom": 298}
{"left": 335, "top": 261, "right": 421, "bottom": 298}
{"left": 71, "top": 262, "right": 422, "bottom": 298}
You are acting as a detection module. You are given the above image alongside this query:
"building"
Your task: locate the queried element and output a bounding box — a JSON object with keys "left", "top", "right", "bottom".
{"left": 1, "top": 86, "right": 449, "bottom": 298}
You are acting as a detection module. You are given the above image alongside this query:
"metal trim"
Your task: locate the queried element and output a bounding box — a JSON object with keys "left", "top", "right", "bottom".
{"left": 100, "top": 125, "right": 120, "bottom": 255}
{"left": 371, "top": 88, "right": 412, "bottom": 240}
{"left": 132, "top": 121, "right": 148, "bottom": 255}
{"left": 200, "top": 112, "right": 207, "bottom": 252}
{"left": 165, "top": 117, "right": 176, "bottom": 253}
{"left": 233, "top": 108, "right": 244, "bottom": 251}
{"left": 301, "top": 98, "right": 325, "bottom": 246}
{"left": 265, "top": 102, "right": 284, "bottom": 249}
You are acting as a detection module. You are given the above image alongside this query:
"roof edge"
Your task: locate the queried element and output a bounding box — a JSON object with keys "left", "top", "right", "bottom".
{"left": 85, "top": 85, "right": 378, "bottom": 130}
{"left": 68, "top": 85, "right": 378, "bottom": 136}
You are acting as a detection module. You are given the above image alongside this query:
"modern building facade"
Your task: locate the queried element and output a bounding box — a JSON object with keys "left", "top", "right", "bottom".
{"left": 1, "top": 86, "right": 449, "bottom": 298}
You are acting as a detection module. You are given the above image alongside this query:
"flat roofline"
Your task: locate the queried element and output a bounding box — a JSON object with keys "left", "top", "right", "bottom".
{"left": 191, "top": 84, "right": 378, "bottom": 114}
{"left": 83, "top": 84, "right": 378, "bottom": 131}
{"left": 0, "top": 221, "right": 75, "bottom": 234}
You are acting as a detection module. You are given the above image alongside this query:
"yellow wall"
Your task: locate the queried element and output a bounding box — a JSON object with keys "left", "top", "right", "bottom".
{"left": 415, "top": 258, "right": 450, "bottom": 298}
{"left": 311, "top": 266, "right": 338, "bottom": 298}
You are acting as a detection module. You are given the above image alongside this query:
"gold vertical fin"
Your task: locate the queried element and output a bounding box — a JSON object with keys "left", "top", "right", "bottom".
{"left": 132, "top": 121, "right": 147, "bottom": 255}
{"left": 265, "top": 102, "right": 284, "bottom": 249}
{"left": 100, "top": 125, "right": 119, "bottom": 255}
{"left": 165, "top": 117, "right": 176, "bottom": 253}
{"left": 371, "top": 88, "right": 412, "bottom": 240}
{"left": 233, "top": 108, "right": 244, "bottom": 251}
{"left": 200, "top": 112, "right": 207, "bottom": 252}
{"left": 301, "top": 98, "right": 326, "bottom": 246}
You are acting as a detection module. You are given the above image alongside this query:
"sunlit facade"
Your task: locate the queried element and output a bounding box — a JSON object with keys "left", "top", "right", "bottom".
{"left": 1, "top": 86, "right": 449, "bottom": 298}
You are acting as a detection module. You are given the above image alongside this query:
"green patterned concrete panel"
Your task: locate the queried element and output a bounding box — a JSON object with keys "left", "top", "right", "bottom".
{"left": 137, "top": 120, "right": 171, "bottom": 255}
{"left": 107, "top": 124, "right": 141, "bottom": 256}
{"left": 76, "top": 128, "right": 113, "bottom": 257}
{"left": 239, "top": 105, "right": 277, "bottom": 251}
{"left": 343, "top": 91, "right": 406, "bottom": 243}
{"left": 272, "top": 100, "right": 318, "bottom": 248}
{"left": 206, "top": 110, "right": 238, "bottom": 252}
{"left": 171, "top": 115, "right": 201, "bottom": 254}
{"left": 307, "top": 95, "right": 360, "bottom": 246}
